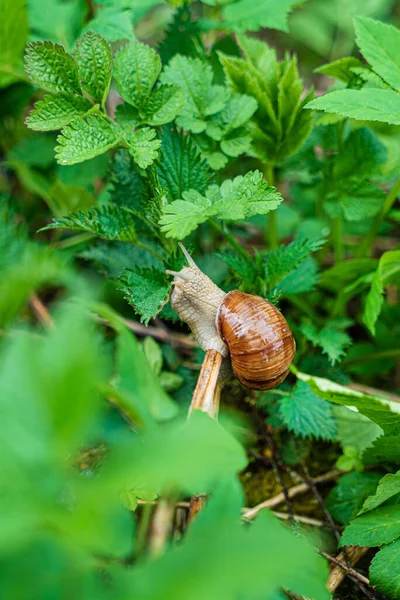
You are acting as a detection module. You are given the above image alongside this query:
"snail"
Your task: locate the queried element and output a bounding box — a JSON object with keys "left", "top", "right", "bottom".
{"left": 167, "top": 244, "right": 296, "bottom": 414}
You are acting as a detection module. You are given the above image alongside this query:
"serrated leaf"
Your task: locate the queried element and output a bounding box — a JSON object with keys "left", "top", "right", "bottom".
{"left": 0, "top": 0, "right": 28, "bottom": 88}
{"left": 221, "top": 0, "right": 304, "bottom": 33}
{"left": 315, "top": 57, "right": 364, "bottom": 84}
{"left": 141, "top": 84, "right": 186, "bottom": 126}
{"left": 326, "top": 472, "right": 382, "bottom": 525}
{"left": 363, "top": 435, "right": 400, "bottom": 465}
{"left": 114, "top": 40, "right": 161, "bottom": 109}
{"left": 119, "top": 267, "right": 170, "bottom": 325}
{"left": 360, "top": 471, "right": 400, "bottom": 515}
{"left": 25, "top": 41, "right": 81, "bottom": 94}
{"left": 156, "top": 127, "right": 211, "bottom": 201}
{"left": 333, "top": 128, "right": 387, "bottom": 180}
{"left": 300, "top": 320, "right": 352, "bottom": 365}
{"left": 160, "top": 170, "right": 281, "bottom": 238}
{"left": 334, "top": 406, "right": 383, "bottom": 456}
{"left": 265, "top": 237, "right": 325, "bottom": 288}
{"left": 220, "top": 131, "right": 252, "bottom": 157}
{"left": 363, "top": 249, "right": 400, "bottom": 336}
{"left": 279, "top": 381, "right": 337, "bottom": 440}
{"left": 26, "top": 93, "right": 92, "bottom": 131}
{"left": 42, "top": 205, "right": 137, "bottom": 242}
{"left": 275, "top": 257, "right": 319, "bottom": 297}
{"left": 74, "top": 31, "right": 112, "bottom": 105}
{"left": 306, "top": 89, "right": 400, "bottom": 125}
{"left": 81, "top": 6, "right": 135, "bottom": 42}
{"left": 340, "top": 505, "right": 400, "bottom": 547}
{"left": 354, "top": 17, "right": 400, "bottom": 92}
{"left": 330, "top": 181, "right": 385, "bottom": 222}
{"left": 157, "top": 5, "right": 201, "bottom": 65}
{"left": 161, "top": 55, "right": 229, "bottom": 133}
{"left": 370, "top": 539, "right": 400, "bottom": 599}
{"left": 206, "top": 93, "right": 258, "bottom": 140}
{"left": 124, "top": 127, "right": 161, "bottom": 169}
{"left": 55, "top": 116, "right": 121, "bottom": 165}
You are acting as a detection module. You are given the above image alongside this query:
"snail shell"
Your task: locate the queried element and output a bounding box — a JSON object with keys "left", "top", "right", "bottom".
{"left": 217, "top": 291, "right": 296, "bottom": 390}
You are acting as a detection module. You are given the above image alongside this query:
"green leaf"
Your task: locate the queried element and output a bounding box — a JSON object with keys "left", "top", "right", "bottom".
{"left": 113, "top": 326, "right": 177, "bottom": 426}
{"left": 161, "top": 55, "right": 229, "bottom": 133}
{"left": 326, "top": 472, "right": 382, "bottom": 525}
{"left": 81, "top": 7, "right": 135, "bottom": 43}
{"left": 25, "top": 93, "right": 92, "bottom": 131}
{"left": 363, "top": 435, "right": 400, "bottom": 465}
{"left": 124, "top": 127, "right": 161, "bottom": 169}
{"left": 265, "top": 237, "right": 325, "bottom": 288}
{"left": 47, "top": 180, "right": 95, "bottom": 217}
{"left": 42, "top": 206, "right": 137, "bottom": 242}
{"left": 360, "top": 471, "right": 400, "bottom": 515}
{"left": 119, "top": 267, "right": 170, "bottom": 325}
{"left": 333, "top": 128, "right": 387, "bottom": 180}
{"left": 142, "top": 337, "right": 163, "bottom": 376}
{"left": 141, "top": 84, "right": 186, "bottom": 126}
{"left": 334, "top": 406, "right": 383, "bottom": 456}
{"left": 279, "top": 381, "right": 337, "bottom": 440}
{"left": 275, "top": 257, "right": 319, "bottom": 296}
{"left": 221, "top": 0, "right": 305, "bottom": 33}
{"left": 300, "top": 320, "right": 352, "bottom": 365}
{"left": 354, "top": 17, "right": 400, "bottom": 91}
{"left": 157, "top": 5, "right": 201, "bottom": 65}
{"left": 363, "top": 250, "right": 400, "bottom": 335}
{"left": 156, "top": 127, "right": 211, "bottom": 201}
{"left": 114, "top": 40, "right": 161, "bottom": 109}
{"left": 315, "top": 57, "right": 364, "bottom": 84}
{"left": 55, "top": 116, "right": 121, "bottom": 165}
{"left": 296, "top": 371, "right": 400, "bottom": 437}
{"left": 206, "top": 93, "right": 257, "bottom": 140}
{"left": 0, "top": 0, "right": 28, "bottom": 88}
{"left": 306, "top": 89, "right": 400, "bottom": 125}
{"left": 74, "top": 31, "right": 112, "bottom": 105}
{"left": 329, "top": 181, "right": 385, "bottom": 222}
{"left": 160, "top": 170, "right": 282, "bottom": 238}
{"left": 340, "top": 505, "right": 400, "bottom": 547}
{"left": 25, "top": 41, "right": 81, "bottom": 94}
{"left": 370, "top": 539, "right": 400, "bottom": 599}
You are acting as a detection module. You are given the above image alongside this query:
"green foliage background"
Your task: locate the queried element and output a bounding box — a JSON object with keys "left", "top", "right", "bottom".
{"left": 1, "top": 0, "right": 400, "bottom": 599}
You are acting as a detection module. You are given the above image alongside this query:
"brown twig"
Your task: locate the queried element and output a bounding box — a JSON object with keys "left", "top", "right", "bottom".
{"left": 321, "top": 551, "right": 371, "bottom": 588}
{"left": 189, "top": 350, "right": 223, "bottom": 418}
{"left": 29, "top": 293, "right": 54, "bottom": 328}
{"left": 148, "top": 497, "right": 176, "bottom": 558}
{"left": 242, "top": 470, "right": 341, "bottom": 520}
{"left": 327, "top": 547, "right": 370, "bottom": 592}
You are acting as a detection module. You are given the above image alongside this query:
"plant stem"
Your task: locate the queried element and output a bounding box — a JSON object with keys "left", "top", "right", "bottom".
{"left": 357, "top": 176, "right": 400, "bottom": 258}
{"left": 136, "top": 502, "right": 153, "bottom": 557}
{"left": 210, "top": 219, "right": 250, "bottom": 259}
{"left": 332, "top": 217, "right": 343, "bottom": 263}
{"left": 343, "top": 348, "right": 400, "bottom": 366}
{"left": 264, "top": 164, "right": 278, "bottom": 250}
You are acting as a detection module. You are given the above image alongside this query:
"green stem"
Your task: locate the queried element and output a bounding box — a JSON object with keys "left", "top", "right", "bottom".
{"left": 54, "top": 232, "right": 96, "bottom": 249}
{"left": 357, "top": 177, "right": 400, "bottom": 258}
{"left": 343, "top": 348, "right": 400, "bottom": 366}
{"left": 136, "top": 241, "right": 165, "bottom": 263}
{"left": 210, "top": 219, "right": 250, "bottom": 259}
{"left": 264, "top": 164, "right": 278, "bottom": 250}
{"left": 332, "top": 217, "right": 343, "bottom": 263}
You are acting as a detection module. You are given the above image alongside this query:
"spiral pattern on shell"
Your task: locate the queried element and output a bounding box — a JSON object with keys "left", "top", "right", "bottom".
{"left": 217, "top": 291, "right": 296, "bottom": 390}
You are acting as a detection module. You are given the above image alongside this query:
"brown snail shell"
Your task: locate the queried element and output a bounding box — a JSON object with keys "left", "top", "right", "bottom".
{"left": 217, "top": 291, "right": 296, "bottom": 390}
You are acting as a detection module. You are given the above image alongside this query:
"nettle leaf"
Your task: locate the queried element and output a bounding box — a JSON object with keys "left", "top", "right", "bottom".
{"left": 206, "top": 93, "right": 257, "bottom": 140}
{"left": 156, "top": 127, "right": 211, "bottom": 201}
{"left": 124, "top": 127, "right": 161, "bottom": 169}
{"left": 370, "top": 539, "right": 400, "bottom": 599}
{"left": 74, "top": 31, "right": 112, "bottom": 105}
{"left": 360, "top": 471, "right": 400, "bottom": 515}
{"left": 306, "top": 89, "right": 400, "bottom": 125}
{"left": 160, "top": 170, "right": 282, "bottom": 238}
{"left": 119, "top": 267, "right": 170, "bottom": 325}
{"left": 333, "top": 128, "right": 387, "bottom": 180}
{"left": 265, "top": 237, "right": 325, "bottom": 289}
{"left": 279, "top": 381, "right": 337, "bottom": 441}
{"left": 25, "top": 41, "right": 81, "bottom": 94}
{"left": 158, "top": 5, "right": 201, "bottom": 65}
{"left": 296, "top": 371, "right": 400, "bottom": 437}
{"left": 340, "top": 505, "right": 400, "bottom": 547}
{"left": 363, "top": 435, "right": 400, "bottom": 465}
{"left": 315, "top": 57, "right": 364, "bottom": 84}
{"left": 328, "top": 181, "right": 385, "bottom": 222}
{"left": 55, "top": 116, "right": 121, "bottom": 165}
{"left": 275, "top": 257, "right": 319, "bottom": 296}
{"left": 300, "top": 320, "right": 352, "bottom": 365}
{"left": 161, "top": 55, "right": 229, "bottom": 133}
{"left": 26, "top": 93, "right": 92, "bottom": 131}
{"left": 354, "top": 17, "right": 400, "bottom": 92}
{"left": 142, "top": 84, "right": 186, "bottom": 126}
{"left": 363, "top": 250, "right": 400, "bottom": 336}
{"left": 326, "top": 472, "right": 382, "bottom": 525}
{"left": 42, "top": 206, "right": 137, "bottom": 242}
{"left": 114, "top": 40, "right": 161, "bottom": 109}
{"left": 221, "top": 0, "right": 304, "bottom": 33}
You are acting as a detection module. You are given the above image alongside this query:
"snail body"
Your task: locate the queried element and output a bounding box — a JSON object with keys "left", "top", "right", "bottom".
{"left": 168, "top": 244, "right": 296, "bottom": 391}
